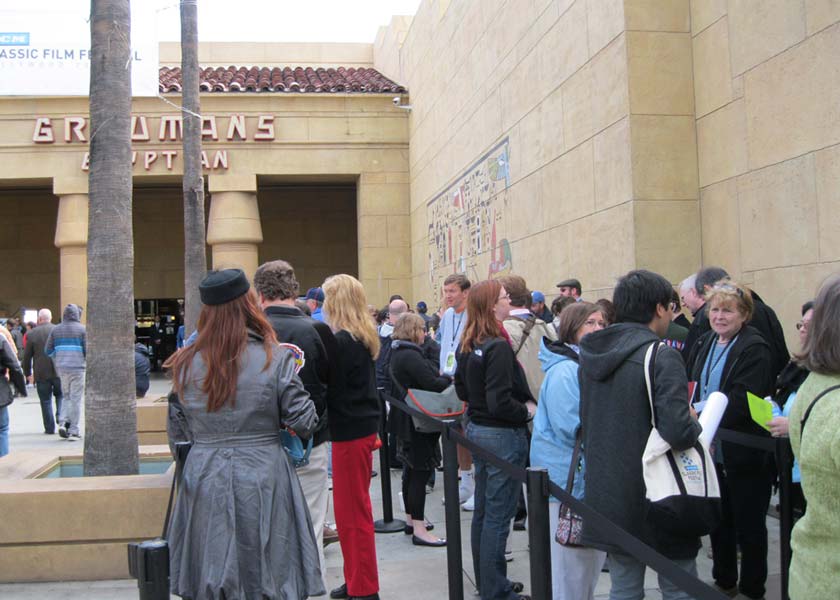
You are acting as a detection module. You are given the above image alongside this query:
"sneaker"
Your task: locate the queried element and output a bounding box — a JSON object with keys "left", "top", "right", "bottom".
{"left": 68, "top": 433, "right": 81, "bottom": 441}
{"left": 462, "top": 494, "right": 474, "bottom": 511}
{"left": 58, "top": 424, "right": 68, "bottom": 439}
{"left": 505, "top": 549, "right": 514, "bottom": 562}
{"left": 458, "top": 471, "right": 474, "bottom": 503}
{"left": 513, "top": 517, "right": 526, "bottom": 531}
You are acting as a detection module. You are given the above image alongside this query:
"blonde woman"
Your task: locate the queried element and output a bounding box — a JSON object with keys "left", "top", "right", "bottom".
{"left": 322, "top": 274, "right": 382, "bottom": 600}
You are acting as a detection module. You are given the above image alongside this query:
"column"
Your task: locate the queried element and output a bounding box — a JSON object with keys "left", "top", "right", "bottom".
{"left": 53, "top": 178, "right": 89, "bottom": 319}
{"left": 207, "top": 174, "right": 262, "bottom": 280}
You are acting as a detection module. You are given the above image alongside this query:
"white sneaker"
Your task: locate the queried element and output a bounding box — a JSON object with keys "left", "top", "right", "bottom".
{"left": 458, "top": 471, "right": 474, "bottom": 503}
{"left": 462, "top": 494, "right": 475, "bottom": 511}
{"left": 504, "top": 549, "right": 514, "bottom": 562}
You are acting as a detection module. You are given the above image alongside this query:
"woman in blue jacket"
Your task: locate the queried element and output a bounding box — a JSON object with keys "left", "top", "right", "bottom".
{"left": 530, "top": 301, "right": 606, "bottom": 600}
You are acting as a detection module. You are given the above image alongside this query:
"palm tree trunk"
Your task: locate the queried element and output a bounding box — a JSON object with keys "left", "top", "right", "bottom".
{"left": 181, "top": 0, "right": 206, "bottom": 337}
{"left": 84, "top": 0, "right": 139, "bottom": 476}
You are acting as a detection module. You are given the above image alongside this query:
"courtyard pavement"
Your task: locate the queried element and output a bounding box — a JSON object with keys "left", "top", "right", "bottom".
{"left": 1, "top": 375, "right": 785, "bottom": 599}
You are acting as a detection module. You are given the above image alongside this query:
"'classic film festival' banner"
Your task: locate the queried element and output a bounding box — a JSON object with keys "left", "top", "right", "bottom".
{"left": 0, "top": 0, "right": 159, "bottom": 97}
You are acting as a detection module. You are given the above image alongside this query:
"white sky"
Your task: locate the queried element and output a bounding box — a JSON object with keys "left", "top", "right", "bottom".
{"left": 152, "top": 0, "right": 423, "bottom": 43}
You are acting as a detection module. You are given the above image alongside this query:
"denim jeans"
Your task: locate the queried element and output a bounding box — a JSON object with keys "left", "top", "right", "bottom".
{"left": 608, "top": 552, "right": 698, "bottom": 600}
{"left": 467, "top": 422, "right": 528, "bottom": 600}
{"left": 36, "top": 377, "right": 63, "bottom": 434}
{"left": 0, "top": 405, "right": 8, "bottom": 457}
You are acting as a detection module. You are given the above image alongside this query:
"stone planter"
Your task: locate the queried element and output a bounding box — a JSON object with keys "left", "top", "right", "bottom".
{"left": 0, "top": 446, "right": 172, "bottom": 583}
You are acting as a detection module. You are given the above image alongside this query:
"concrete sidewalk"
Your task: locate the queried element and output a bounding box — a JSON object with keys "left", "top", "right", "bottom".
{"left": 1, "top": 374, "right": 785, "bottom": 599}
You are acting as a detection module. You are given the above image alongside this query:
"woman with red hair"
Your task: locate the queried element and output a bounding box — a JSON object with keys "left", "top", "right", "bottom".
{"left": 165, "top": 269, "right": 322, "bottom": 600}
{"left": 455, "top": 279, "right": 536, "bottom": 600}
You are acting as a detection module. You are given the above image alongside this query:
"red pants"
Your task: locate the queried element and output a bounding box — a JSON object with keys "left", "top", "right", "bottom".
{"left": 332, "top": 434, "right": 379, "bottom": 596}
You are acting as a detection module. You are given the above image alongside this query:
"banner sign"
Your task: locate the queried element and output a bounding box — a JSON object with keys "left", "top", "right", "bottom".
{"left": 0, "top": 1, "right": 159, "bottom": 96}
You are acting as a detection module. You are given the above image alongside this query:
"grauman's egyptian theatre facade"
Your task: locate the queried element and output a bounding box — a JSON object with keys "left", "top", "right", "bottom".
{"left": 2, "top": 1, "right": 840, "bottom": 352}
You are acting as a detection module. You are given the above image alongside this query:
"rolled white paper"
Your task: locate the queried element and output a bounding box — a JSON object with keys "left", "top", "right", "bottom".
{"left": 698, "top": 391, "right": 728, "bottom": 449}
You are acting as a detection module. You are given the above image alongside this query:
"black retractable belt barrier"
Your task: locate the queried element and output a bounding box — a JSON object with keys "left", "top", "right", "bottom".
{"left": 525, "top": 468, "right": 552, "bottom": 600}
{"left": 374, "top": 391, "right": 406, "bottom": 534}
{"left": 384, "top": 398, "right": 731, "bottom": 600}
{"left": 441, "top": 429, "right": 465, "bottom": 600}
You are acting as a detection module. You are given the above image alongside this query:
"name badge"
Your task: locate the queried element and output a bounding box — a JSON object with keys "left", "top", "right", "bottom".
{"left": 443, "top": 351, "right": 456, "bottom": 375}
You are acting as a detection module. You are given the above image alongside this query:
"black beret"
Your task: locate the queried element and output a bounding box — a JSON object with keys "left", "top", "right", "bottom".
{"left": 199, "top": 269, "right": 250, "bottom": 305}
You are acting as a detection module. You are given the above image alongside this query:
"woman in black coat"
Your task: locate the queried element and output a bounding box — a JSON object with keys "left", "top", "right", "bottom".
{"left": 389, "top": 312, "right": 451, "bottom": 547}
{"left": 686, "top": 282, "right": 776, "bottom": 600}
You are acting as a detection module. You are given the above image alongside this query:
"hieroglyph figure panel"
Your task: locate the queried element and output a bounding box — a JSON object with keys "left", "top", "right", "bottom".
{"left": 426, "top": 138, "right": 512, "bottom": 302}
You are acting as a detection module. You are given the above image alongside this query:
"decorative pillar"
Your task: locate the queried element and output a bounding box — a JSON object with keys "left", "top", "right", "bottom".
{"left": 53, "top": 179, "right": 89, "bottom": 319}
{"left": 207, "top": 174, "right": 262, "bottom": 280}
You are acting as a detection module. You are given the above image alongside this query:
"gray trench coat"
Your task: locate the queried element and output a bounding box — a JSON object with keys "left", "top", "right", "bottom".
{"left": 167, "top": 332, "right": 324, "bottom": 599}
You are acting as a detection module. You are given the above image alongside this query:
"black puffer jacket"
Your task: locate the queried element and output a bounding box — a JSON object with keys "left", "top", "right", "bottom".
{"left": 686, "top": 326, "right": 775, "bottom": 471}
{"left": 579, "top": 323, "right": 702, "bottom": 559}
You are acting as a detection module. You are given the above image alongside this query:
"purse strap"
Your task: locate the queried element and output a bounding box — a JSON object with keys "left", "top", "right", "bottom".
{"left": 565, "top": 428, "right": 583, "bottom": 494}
{"left": 161, "top": 443, "right": 189, "bottom": 540}
{"left": 800, "top": 384, "right": 840, "bottom": 435}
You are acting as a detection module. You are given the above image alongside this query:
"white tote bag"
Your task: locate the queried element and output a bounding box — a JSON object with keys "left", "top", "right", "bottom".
{"left": 642, "top": 342, "right": 722, "bottom": 538}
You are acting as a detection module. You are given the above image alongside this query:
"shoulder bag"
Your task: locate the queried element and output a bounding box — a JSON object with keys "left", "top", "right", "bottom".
{"left": 555, "top": 429, "right": 584, "bottom": 546}
{"left": 642, "top": 342, "right": 722, "bottom": 538}
{"left": 127, "top": 441, "right": 191, "bottom": 599}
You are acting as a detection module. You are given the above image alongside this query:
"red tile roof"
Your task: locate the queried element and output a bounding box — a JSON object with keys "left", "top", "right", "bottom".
{"left": 159, "top": 66, "right": 406, "bottom": 94}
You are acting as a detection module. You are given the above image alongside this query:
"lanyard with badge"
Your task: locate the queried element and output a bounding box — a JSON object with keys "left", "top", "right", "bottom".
{"left": 443, "top": 311, "right": 464, "bottom": 375}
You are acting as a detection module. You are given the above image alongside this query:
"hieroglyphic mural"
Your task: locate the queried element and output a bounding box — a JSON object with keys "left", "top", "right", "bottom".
{"left": 426, "top": 138, "right": 511, "bottom": 303}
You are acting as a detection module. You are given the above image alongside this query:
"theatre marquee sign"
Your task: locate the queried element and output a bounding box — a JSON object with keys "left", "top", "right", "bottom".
{"left": 31, "top": 114, "right": 278, "bottom": 172}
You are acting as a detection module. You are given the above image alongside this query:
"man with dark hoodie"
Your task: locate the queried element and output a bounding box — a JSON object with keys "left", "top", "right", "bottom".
{"left": 134, "top": 342, "right": 151, "bottom": 398}
{"left": 578, "top": 270, "right": 702, "bottom": 600}
{"left": 254, "top": 259, "right": 338, "bottom": 592}
{"left": 45, "top": 304, "right": 86, "bottom": 440}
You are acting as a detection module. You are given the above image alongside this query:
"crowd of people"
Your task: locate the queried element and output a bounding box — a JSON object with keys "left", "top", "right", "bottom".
{"left": 2, "top": 261, "right": 837, "bottom": 600}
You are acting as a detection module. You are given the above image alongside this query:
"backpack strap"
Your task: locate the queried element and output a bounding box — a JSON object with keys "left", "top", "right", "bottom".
{"left": 800, "top": 384, "right": 840, "bottom": 435}
{"left": 514, "top": 314, "right": 538, "bottom": 357}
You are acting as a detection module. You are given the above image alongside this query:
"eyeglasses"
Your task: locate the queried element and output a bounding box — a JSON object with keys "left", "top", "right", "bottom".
{"left": 796, "top": 320, "right": 810, "bottom": 331}
{"left": 498, "top": 294, "right": 510, "bottom": 301}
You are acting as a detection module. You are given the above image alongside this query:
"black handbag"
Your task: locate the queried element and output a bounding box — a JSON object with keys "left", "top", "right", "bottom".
{"left": 0, "top": 378, "right": 13, "bottom": 408}
{"left": 128, "top": 441, "right": 190, "bottom": 600}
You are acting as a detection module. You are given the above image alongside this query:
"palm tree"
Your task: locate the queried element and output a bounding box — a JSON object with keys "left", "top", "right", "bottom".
{"left": 84, "top": 0, "right": 139, "bottom": 476}
{"left": 181, "top": 0, "right": 207, "bottom": 337}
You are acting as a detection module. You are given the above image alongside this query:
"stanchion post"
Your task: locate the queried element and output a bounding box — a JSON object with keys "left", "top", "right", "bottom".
{"left": 777, "top": 437, "right": 794, "bottom": 600}
{"left": 374, "top": 392, "right": 406, "bottom": 533}
{"left": 442, "top": 426, "right": 465, "bottom": 600}
{"left": 526, "top": 467, "right": 552, "bottom": 600}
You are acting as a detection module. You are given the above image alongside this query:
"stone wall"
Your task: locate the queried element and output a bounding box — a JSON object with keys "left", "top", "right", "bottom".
{"left": 376, "top": 0, "right": 702, "bottom": 308}
{"left": 376, "top": 0, "right": 840, "bottom": 344}
{"left": 0, "top": 190, "right": 60, "bottom": 318}
{"left": 259, "top": 185, "right": 359, "bottom": 293}
{"left": 691, "top": 0, "right": 840, "bottom": 345}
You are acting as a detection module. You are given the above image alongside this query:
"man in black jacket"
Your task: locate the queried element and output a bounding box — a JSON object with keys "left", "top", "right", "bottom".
{"left": 22, "top": 309, "right": 63, "bottom": 434}
{"left": 254, "top": 259, "right": 339, "bottom": 590}
{"left": 579, "top": 270, "right": 702, "bottom": 599}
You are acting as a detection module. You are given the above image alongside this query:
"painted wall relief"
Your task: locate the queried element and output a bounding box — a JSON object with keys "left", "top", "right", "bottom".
{"left": 426, "top": 138, "right": 511, "bottom": 305}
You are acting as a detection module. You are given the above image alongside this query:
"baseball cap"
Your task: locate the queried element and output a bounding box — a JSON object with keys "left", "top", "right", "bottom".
{"left": 531, "top": 291, "right": 545, "bottom": 303}
{"left": 305, "top": 287, "right": 325, "bottom": 302}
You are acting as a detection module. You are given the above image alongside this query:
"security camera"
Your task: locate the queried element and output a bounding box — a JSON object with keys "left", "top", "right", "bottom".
{"left": 392, "top": 96, "right": 412, "bottom": 111}
{"left": 393, "top": 97, "right": 401, "bottom": 106}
